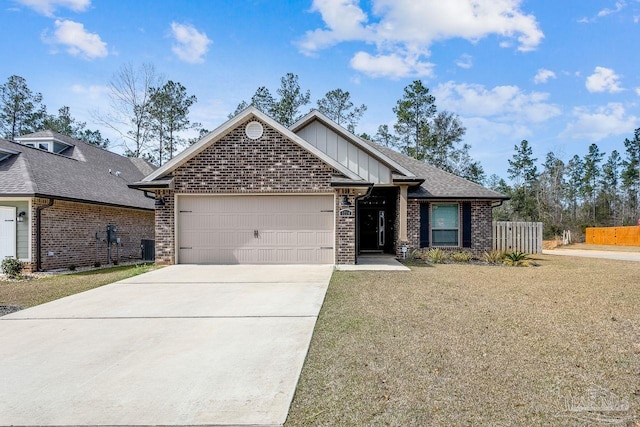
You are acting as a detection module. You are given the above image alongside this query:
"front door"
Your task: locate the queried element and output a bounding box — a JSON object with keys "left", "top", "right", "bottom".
{"left": 360, "top": 208, "right": 385, "bottom": 252}
{"left": 0, "top": 206, "right": 17, "bottom": 260}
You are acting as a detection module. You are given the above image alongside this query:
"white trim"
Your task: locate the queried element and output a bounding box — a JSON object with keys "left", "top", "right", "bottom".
{"left": 143, "top": 106, "right": 363, "bottom": 183}
{"left": 291, "top": 110, "right": 417, "bottom": 178}
{"left": 15, "top": 135, "right": 74, "bottom": 147}
{"left": 430, "top": 202, "right": 461, "bottom": 248}
{"left": 0, "top": 206, "right": 17, "bottom": 260}
{"left": 0, "top": 198, "right": 32, "bottom": 262}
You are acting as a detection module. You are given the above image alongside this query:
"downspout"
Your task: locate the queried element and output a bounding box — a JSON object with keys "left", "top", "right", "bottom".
{"left": 35, "top": 198, "right": 54, "bottom": 272}
{"left": 354, "top": 184, "right": 375, "bottom": 263}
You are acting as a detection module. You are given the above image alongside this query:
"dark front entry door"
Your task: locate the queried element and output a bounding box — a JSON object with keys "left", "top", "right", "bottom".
{"left": 360, "top": 208, "right": 385, "bottom": 252}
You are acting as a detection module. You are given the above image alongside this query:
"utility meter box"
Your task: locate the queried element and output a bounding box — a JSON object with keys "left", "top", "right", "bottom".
{"left": 106, "top": 225, "right": 117, "bottom": 243}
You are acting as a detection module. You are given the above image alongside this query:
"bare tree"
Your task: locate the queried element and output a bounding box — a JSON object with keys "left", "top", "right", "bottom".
{"left": 94, "top": 63, "right": 164, "bottom": 157}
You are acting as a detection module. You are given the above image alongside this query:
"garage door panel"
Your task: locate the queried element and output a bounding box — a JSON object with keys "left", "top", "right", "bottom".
{"left": 178, "top": 195, "right": 334, "bottom": 264}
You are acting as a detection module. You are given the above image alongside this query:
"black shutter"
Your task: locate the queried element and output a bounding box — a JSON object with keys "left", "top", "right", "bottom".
{"left": 462, "top": 202, "right": 472, "bottom": 248}
{"left": 419, "top": 202, "right": 430, "bottom": 248}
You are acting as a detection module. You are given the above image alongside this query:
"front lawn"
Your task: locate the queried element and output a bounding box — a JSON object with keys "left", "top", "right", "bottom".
{"left": 286, "top": 255, "right": 640, "bottom": 426}
{"left": 0, "top": 263, "right": 156, "bottom": 311}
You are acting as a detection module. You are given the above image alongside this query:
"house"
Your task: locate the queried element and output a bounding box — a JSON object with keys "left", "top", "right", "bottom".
{"left": 0, "top": 131, "right": 155, "bottom": 271}
{"left": 131, "top": 107, "right": 507, "bottom": 265}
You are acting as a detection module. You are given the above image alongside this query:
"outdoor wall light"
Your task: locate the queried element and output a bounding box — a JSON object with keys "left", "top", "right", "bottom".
{"left": 154, "top": 197, "right": 165, "bottom": 207}
{"left": 340, "top": 195, "right": 352, "bottom": 206}
{"left": 16, "top": 211, "right": 26, "bottom": 222}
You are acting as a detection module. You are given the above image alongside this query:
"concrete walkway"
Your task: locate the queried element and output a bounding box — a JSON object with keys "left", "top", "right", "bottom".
{"left": 336, "top": 255, "right": 410, "bottom": 271}
{"left": 0, "top": 264, "right": 333, "bottom": 427}
{"left": 543, "top": 248, "right": 640, "bottom": 261}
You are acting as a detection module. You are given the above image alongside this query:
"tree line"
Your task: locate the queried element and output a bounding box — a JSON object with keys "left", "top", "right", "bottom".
{"left": 0, "top": 75, "right": 110, "bottom": 148}
{"left": 490, "top": 135, "right": 640, "bottom": 237}
{"left": 233, "top": 78, "right": 485, "bottom": 184}
{"left": 1, "top": 67, "right": 483, "bottom": 182}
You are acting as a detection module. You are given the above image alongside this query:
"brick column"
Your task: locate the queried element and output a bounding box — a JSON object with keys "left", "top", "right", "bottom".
{"left": 155, "top": 189, "right": 175, "bottom": 265}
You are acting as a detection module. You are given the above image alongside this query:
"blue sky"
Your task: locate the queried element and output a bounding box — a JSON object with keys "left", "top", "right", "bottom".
{"left": 2, "top": 0, "right": 640, "bottom": 179}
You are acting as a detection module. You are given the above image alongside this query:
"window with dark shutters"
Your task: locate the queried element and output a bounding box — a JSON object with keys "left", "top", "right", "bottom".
{"left": 462, "top": 202, "right": 472, "bottom": 248}
{"left": 419, "top": 202, "right": 429, "bottom": 248}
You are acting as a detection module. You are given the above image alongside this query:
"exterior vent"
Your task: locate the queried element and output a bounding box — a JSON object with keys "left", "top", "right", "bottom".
{"left": 245, "top": 121, "right": 264, "bottom": 140}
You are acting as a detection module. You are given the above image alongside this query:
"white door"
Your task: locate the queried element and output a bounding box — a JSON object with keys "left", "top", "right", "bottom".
{"left": 0, "top": 206, "right": 17, "bottom": 260}
{"left": 178, "top": 195, "right": 334, "bottom": 264}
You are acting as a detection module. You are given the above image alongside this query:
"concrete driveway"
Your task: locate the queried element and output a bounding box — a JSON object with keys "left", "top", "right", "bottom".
{"left": 543, "top": 248, "right": 640, "bottom": 261}
{"left": 0, "top": 264, "right": 333, "bottom": 426}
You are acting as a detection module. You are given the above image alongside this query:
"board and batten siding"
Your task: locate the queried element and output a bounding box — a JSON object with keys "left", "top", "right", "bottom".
{"left": 296, "top": 121, "right": 392, "bottom": 184}
{"left": 0, "top": 200, "right": 29, "bottom": 260}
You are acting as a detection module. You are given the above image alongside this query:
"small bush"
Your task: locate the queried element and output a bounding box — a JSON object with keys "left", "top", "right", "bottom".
{"left": 450, "top": 251, "right": 473, "bottom": 263}
{"left": 68, "top": 264, "right": 76, "bottom": 271}
{"left": 94, "top": 262, "right": 101, "bottom": 268}
{"left": 483, "top": 250, "right": 505, "bottom": 264}
{"left": 426, "top": 248, "right": 448, "bottom": 264}
{"left": 503, "top": 251, "right": 529, "bottom": 266}
{"left": 1, "top": 257, "right": 24, "bottom": 279}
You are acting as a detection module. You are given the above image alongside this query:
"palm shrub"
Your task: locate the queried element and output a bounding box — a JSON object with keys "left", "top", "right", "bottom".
{"left": 426, "top": 248, "right": 448, "bottom": 264}
{"left": 449, "top": 251, "right": 473, "bottom": 263}
{"left": 503, "top": 251, "right": 529, "bottom": 267}
{"left": 483, "top": 250, "right": 505, "bottom": 264}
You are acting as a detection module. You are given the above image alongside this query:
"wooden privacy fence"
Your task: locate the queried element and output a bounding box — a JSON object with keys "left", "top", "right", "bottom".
{"left": 493, "top": 221, "right": 543, "bottom": 254}
{"left": 586, "top": 226, "right": 640, "bottom": 246}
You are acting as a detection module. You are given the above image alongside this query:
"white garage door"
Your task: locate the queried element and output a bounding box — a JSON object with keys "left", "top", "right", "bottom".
{"left": 177, "top": 195, "right": 334, "bottom": 264}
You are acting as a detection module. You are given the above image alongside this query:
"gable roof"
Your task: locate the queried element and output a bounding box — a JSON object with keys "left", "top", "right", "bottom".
{"left": 291, "top": 110, "right": 416, "bottom": 178}
{"left": 142, "top": 106, "right": 364, "bottom": 183}
{"left": 0, "top": 133, "right": 155, "bottom": 210}
{"left": 291, "top": 110, "right": 506, "bottom": 200}
{"left": 371, "top": 142, "right": 508, "bottom": 200}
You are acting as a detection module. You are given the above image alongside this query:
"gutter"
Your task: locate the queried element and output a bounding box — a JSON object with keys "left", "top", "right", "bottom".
{"left": 35, "top": 198, "right": 54, "bottom": 272}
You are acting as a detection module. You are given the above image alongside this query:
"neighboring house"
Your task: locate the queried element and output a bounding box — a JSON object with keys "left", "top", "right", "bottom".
{"left": 131, "top": 107, "right": 507, "bottom": 265}
{"left": 0, "top": 131, "right": 155, "bottom": 271}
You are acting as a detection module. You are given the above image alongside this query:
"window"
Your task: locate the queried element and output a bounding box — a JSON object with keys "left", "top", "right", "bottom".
{"left": 38, "top": 142, "right": 51, "bottom": 151}
{"left": 431, "top": 203, "right": 459, "bottom": 246}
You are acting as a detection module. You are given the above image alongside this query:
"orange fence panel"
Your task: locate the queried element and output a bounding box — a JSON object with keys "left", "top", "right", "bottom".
{"left": 585, "top": 226, "right": 640, "bottom": 246}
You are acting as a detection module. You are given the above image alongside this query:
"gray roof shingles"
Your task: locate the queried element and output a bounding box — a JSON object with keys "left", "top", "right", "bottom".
{"left": 370, "top": 142, "right": 508, "bottom": 200}
{"left": 0, "top": 133, "right": 154, "bottom": 210}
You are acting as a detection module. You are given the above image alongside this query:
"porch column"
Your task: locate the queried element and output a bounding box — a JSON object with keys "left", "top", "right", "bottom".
{"left": 399, "top": 185, "right": 408, "bottom": 241}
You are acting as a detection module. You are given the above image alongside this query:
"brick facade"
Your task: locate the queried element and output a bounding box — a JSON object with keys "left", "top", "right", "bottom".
{"left": 402, "top": 199, "right": 494, "bottom": 257}
{"left": 173, "top": 120, "right": 335, "bottom": 194}
{"left": 154, "top": 118, "right": 361, "bottom": 265}
{"left": 29, "top": 198, "right": 154, "bottom": 271}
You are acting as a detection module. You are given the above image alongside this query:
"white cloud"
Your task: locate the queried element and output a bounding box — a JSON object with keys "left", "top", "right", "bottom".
{"left": 434, "top": 81, "right": 561, "bottom": 123}
{"left": 636, "top": 87, "right": 640, "bottom": 96}
{"left": 15, "top": 0, "right": 89, "bottom": 16}
{"left": 350, "top": 51, "right": 434, "bottom": 79}
{"left": 298, "top": 0, "right": 373, "bottom": 54}
{"left": 455, "top": 54, "right": 473, "bottom": 69}
{"left": 170, "top": 22, "right": 212, "bottom": 64}
{"left": 579, "top": 1, "right": 626, "bottom": 23}
{"left": 533, "top": 68, "right": 556, "bottom": 84}
{"left": 597, "top": 1, "right": 626, "bottom": 17}
{"left": 585, "top": 66, "right": 623, "bottom": 93}
{"left": 560, "top": 103, "right": 638, "bottom": 141}
{"left": 298, "top": 0, "right": 543, "bottom": 78}
{"left": 46, "top": 19, "right": 107, "bottom": 60}
{"left": 71, "top": 83, "right": 110, "bottom": 99}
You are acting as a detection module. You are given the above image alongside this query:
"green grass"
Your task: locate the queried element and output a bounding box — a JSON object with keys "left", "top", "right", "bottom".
{"left": 0, "top": 263, "right": 157, "bottom": 309}
{"left": 286, "top": 255, "right": 640, "bottom": 426}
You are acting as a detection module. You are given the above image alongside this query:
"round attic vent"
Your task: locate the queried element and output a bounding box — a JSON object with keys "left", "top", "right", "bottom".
{"left": 245, "top": 121, "right": 264, "bottom": 140}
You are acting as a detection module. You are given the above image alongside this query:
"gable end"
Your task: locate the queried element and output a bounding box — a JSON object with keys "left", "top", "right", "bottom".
{"left": 173, "top": 119, "right": 339, "bottom": 193}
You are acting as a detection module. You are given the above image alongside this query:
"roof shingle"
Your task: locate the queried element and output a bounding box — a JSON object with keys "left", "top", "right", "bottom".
{"left": 0, "top": 133, "right": 154, "bottom": 210}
